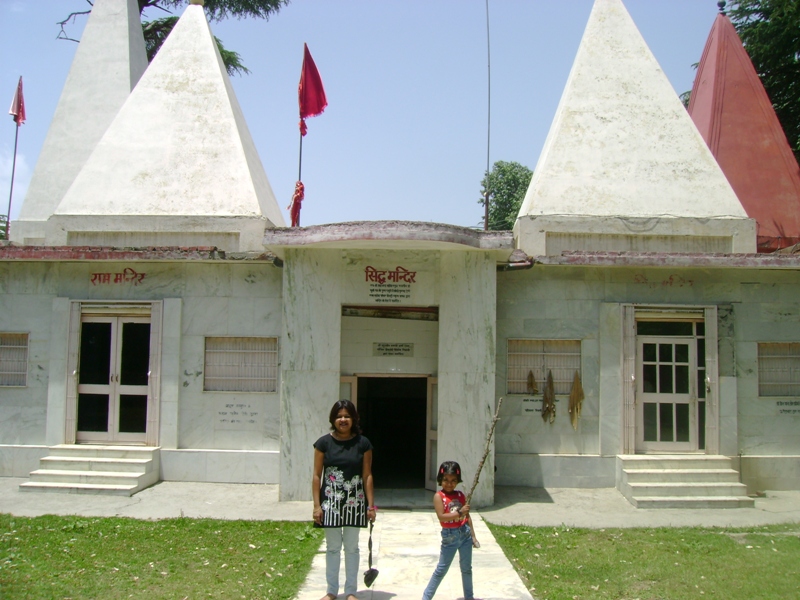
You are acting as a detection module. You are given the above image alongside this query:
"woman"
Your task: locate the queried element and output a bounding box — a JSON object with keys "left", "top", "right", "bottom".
{"left": 313, "top": 399, "right": 376, "bottom": 600}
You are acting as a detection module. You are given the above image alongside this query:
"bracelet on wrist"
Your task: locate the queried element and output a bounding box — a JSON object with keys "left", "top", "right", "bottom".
{"left": 367, "top": 506, "right": 377, "bottom": 511}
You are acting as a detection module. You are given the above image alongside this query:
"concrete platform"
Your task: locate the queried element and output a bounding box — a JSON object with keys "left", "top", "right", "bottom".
{"left": 2, "top": 479, "right": 799, "bottom": 600}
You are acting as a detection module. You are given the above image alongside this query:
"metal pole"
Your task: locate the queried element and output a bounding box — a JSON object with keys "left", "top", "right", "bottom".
{"left": 298, "top": 130, "right": 304, "bottom": 182}
{"left": 483, "top": 0, "right": 492, "bottom": 231}
{"left": 5, "top": 123, "right": 20, "bottom": 240}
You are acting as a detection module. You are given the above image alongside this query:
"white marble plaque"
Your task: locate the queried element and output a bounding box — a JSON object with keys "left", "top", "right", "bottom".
{"left": 521, "top": 396, "right": 561, "bottom": 415}
{"left": 776, "top": 400, "right": 800, "bottom": 416}
{"left": 214, "top": 399, "right": 263, "bottom": 430}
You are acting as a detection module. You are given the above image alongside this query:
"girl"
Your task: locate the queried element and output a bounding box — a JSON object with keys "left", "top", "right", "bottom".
{"left": 312, "top": 400, "right": 376, "bottom": 600}
{"left": 421, "top": 461, "right": 480, "bottom": 600}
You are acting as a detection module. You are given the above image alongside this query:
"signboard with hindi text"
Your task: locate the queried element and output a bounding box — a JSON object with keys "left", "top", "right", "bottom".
{"left": 373, "top": 343, "right": 414, "bottom": 357}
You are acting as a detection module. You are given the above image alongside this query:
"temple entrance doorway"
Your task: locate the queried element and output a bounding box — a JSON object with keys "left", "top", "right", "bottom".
{"left": 357, "top": 376, "right": 428, "bottom": 489}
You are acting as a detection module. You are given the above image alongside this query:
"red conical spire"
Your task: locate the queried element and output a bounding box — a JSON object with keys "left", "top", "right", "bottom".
{"left": 689, "top": 12, "right": 800, "bottom": 252}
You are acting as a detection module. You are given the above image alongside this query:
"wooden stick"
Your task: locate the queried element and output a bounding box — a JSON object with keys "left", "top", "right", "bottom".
{"left": 465, "top": 397, "right": 503, "bottom": 506}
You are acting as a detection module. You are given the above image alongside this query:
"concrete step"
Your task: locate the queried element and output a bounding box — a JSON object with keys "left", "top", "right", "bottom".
{"left": 623, "top": 468, "right": 741, "bottom": 483}
{"left": 29, "top": 469, "right": 142, "bottom": 486}
{"left": 46, "top": 444, "right": 156, "bottom": 460}
{"left": 22, "top": 445, "right": 160, "bottom": 496}
{"left": 40, "top": 456, "right": 151, "bottom": 473}
{"left": 627, "top": 481, "right": 749, "bottom": 497}
{"left": 632, "top": 495, "right": 755, "bottom": 509}
{"left": 19, "top": 481, "right": 138, "bottom": 496}
{"left": 618, "top": 454, "right": 733, "bottom": 470}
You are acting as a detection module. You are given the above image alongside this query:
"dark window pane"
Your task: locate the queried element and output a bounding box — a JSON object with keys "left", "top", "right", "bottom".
{"left": 119, "top": 395, "right": 148, "bottom": 433}
{"left": 696, "top": 321, "right": 705, "bottom": 336}
{"left": 643, "top": 365, "right": 657, "bottom": 393}
{"left": 77, "top": 393, "right": 109, "bottom": 432}
{"left": 79, "top": 323, "right": 111, "bottom": 385}
{"left": 698, "top": 368, "right": 706, "bottom": 399}
{"left": 675, "top": 403, "right": 690, "bottom": 441}
{"left": 120, "top": 323, "right": 151, "bottom": 386}
{"left": 659, "top": 344, "right": 673, "bottom": 362}
{"left": 643, "top": 403, "right": 658, "bottom": 441}
{"left": 675, "top": 365, "right": 689, "bottom": 394}
{"left": 675, "top": 344, "right": 689, "bottom": 364}
{"left": 643, "top": 343, "right": 657, "bottom": 362}
{"left": 698, "top": 401, "right": 706, "bottom": 450}
{"left": 659, "top": 403, "right": 674, "bottom": 442}
{"left": 697, "top": 339, "right": 706, "bottom": 367}
{"left": 637, "top": 321, "right": 693, "bottom": 336}
{"left": 659, "top": 364, "right": 674, "bottom": 393}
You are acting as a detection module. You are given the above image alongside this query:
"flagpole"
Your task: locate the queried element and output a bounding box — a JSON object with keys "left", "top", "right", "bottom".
{"left": 5, "top": 123, "right": 19, "bottom": 240}
{"left": 298, "top": 130, "right": 303, "bottom": 182}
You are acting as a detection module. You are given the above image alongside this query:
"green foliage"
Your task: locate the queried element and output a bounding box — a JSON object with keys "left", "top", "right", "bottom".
{"left": 140, "top": 0, "right": 290, "bottom": 22}
{"left": 727, "top": 0, "right": 800, "bottom": 162}
{"left": 62, "top": 1, "right": 289, "bottom": 76}
{"left": 0, "top": 215, "right": 7, "bottom": 241}
{"left": 479, "top": 160, "right": 533, "bottom": 231}
{"left": 489, "top": 522, "right": 800, "bottom": 599}
{"left": 0, "top": 514, "right": 320, "bottom": 599}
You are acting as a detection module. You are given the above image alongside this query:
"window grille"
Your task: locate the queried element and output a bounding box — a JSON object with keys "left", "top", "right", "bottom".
{"left": 204, "top": 337, "right": 278, "bottom": 392}
{"left": 758, "top": 342, "right": 800, "bottom": 397}
{"left": 0, "top": 333, "right": 28, "bottom": 387}
{"left": 507, "top": 339, "right": 581, "bottom": 395}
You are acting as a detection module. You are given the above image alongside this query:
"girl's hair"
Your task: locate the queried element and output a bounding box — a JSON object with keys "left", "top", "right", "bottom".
{"left": 436, "top": 461, "right": 463, "bottom": 484}
{"left": 328, "top": 399, "right": 361, "bottom": 435}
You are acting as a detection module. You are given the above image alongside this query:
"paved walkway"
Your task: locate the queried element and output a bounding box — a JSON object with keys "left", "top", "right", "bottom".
{"left": 2, "top": 478, "right": 799, "bottom": 600}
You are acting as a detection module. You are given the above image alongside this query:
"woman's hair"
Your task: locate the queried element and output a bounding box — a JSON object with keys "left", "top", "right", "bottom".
{"left": 436, "top": 460, "right": 462, "bottom": 484}
{"left": 328, "top": 399, "right": 361, "bottom": 435}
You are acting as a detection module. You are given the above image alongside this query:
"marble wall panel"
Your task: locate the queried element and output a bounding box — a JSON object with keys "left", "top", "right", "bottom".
{"left": 229, "top": 264, "right": 282, "bottom": 299}
{"left": 44, "top": 297, "right": 70, "bottom": 446}
{"left": 0, "top": 405, "right": 46, "bottom": 445}
{"left": 182, "top": 297, "right": 230, "bottom": 336}
{"left": 495, "top": 454, "right": 615, "bottom": 487}
{"left": 280, "top": 370, "right": 340, "bottom": 500}
{"left": 740, "top": 456, "right": 800, "bottom": 492}
{"left": 159, "top": 298, "right": 182, "bottom": 449}
{"left": 438, "top": 252, "right": 496, "bottom": 506}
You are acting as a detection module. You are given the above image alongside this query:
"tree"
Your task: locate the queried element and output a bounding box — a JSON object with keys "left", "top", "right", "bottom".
{"left": 59, "top": 0, "right": 290, "bottom": 76}
{"left": 479, "top": 161, "right": 533, "bottom": 231}
{"left": 726, "top": 0, "right": 800, "bottom": 162}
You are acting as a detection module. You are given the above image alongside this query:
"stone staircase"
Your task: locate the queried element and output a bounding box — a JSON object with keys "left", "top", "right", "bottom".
{"left": 617, "top": 455, "right": 754, "bottom": 509}
{"left": 19, "top": 445, "right": 160, "bottom": 496}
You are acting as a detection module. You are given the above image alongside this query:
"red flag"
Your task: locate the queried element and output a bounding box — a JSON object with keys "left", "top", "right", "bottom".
{"left": 298, "top": 43, "right": 327, "bottom": 136}
{"left": 8, "top": 76, "right": 25, "bottom": 126}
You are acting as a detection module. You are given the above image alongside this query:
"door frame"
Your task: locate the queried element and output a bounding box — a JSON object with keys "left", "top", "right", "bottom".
{"left": 65, "top": 301, "right": 162, "bottom": 446}
{"left": 621, "top": 304, "right": 720, "bottom": 455}
{"left": 339, "top": 373, "right": 436, "bottom": 489}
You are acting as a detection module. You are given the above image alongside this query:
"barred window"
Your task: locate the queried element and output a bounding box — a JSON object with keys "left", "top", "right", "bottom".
{"left": 758, "top": 342, "right": 800, "bottom": 397}
{"left": 507, "top": 339, "right": 581, "bottom": 395}
{"left": 0, "top": 333, "right": 28, "bottom": 387}
{"left": 204, "top": 337, "right": 278, "bottom": 392}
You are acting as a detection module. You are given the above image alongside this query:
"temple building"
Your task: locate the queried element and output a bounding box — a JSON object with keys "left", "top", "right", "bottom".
{"left": 1, "top": 0, "right": 798, "bottom": 508}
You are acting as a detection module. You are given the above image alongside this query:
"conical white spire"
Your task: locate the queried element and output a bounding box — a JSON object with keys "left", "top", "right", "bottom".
{"left": 49, "top": 3, "right": 285, "bottom": 251}
{"left": 12, "top": 0, "right": 147, "bottom": 243}
{"left": 516, "top": 0, "right": 754, "bottom": 255}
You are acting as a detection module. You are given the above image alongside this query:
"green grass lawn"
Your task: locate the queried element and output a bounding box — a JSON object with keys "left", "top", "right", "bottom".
{"left": 4, "top": 513, "right": 800, "bottom": 600}
{"left": 487, "top": 522, "right": 800, "bottom": 600}
{"left": 0, "top": 514, "right": 321, "bottom": 599}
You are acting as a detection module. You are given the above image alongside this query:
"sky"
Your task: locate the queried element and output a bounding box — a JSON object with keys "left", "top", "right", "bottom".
{"left": 1, "top": 0, "right": 724, "bottom": 229}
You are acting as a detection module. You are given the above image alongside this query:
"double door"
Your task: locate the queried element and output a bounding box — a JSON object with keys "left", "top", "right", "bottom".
{"left": 76, "top": 316, "right": 151, "bottom": 443}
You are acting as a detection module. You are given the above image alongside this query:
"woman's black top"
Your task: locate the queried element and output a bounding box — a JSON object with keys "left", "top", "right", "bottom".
{"left": 313, "top": 433, "right": 373, "bottom": 528}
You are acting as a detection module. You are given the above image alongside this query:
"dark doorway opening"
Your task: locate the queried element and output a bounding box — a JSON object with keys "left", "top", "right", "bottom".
{"left": 358, "top": 377, "right": 427, "bottom": 489}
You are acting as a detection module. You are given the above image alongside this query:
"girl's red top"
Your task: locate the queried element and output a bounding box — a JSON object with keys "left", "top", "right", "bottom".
{"left": 437, "top": 489, "right": 468, "bottom": 528}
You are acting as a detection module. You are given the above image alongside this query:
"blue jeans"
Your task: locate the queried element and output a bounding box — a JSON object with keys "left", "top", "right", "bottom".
{"left": 324, "top": 526, "right": 361, "bottom": 596}
{"left": 422, "top": 523, "right": 474, "bottom": 600}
